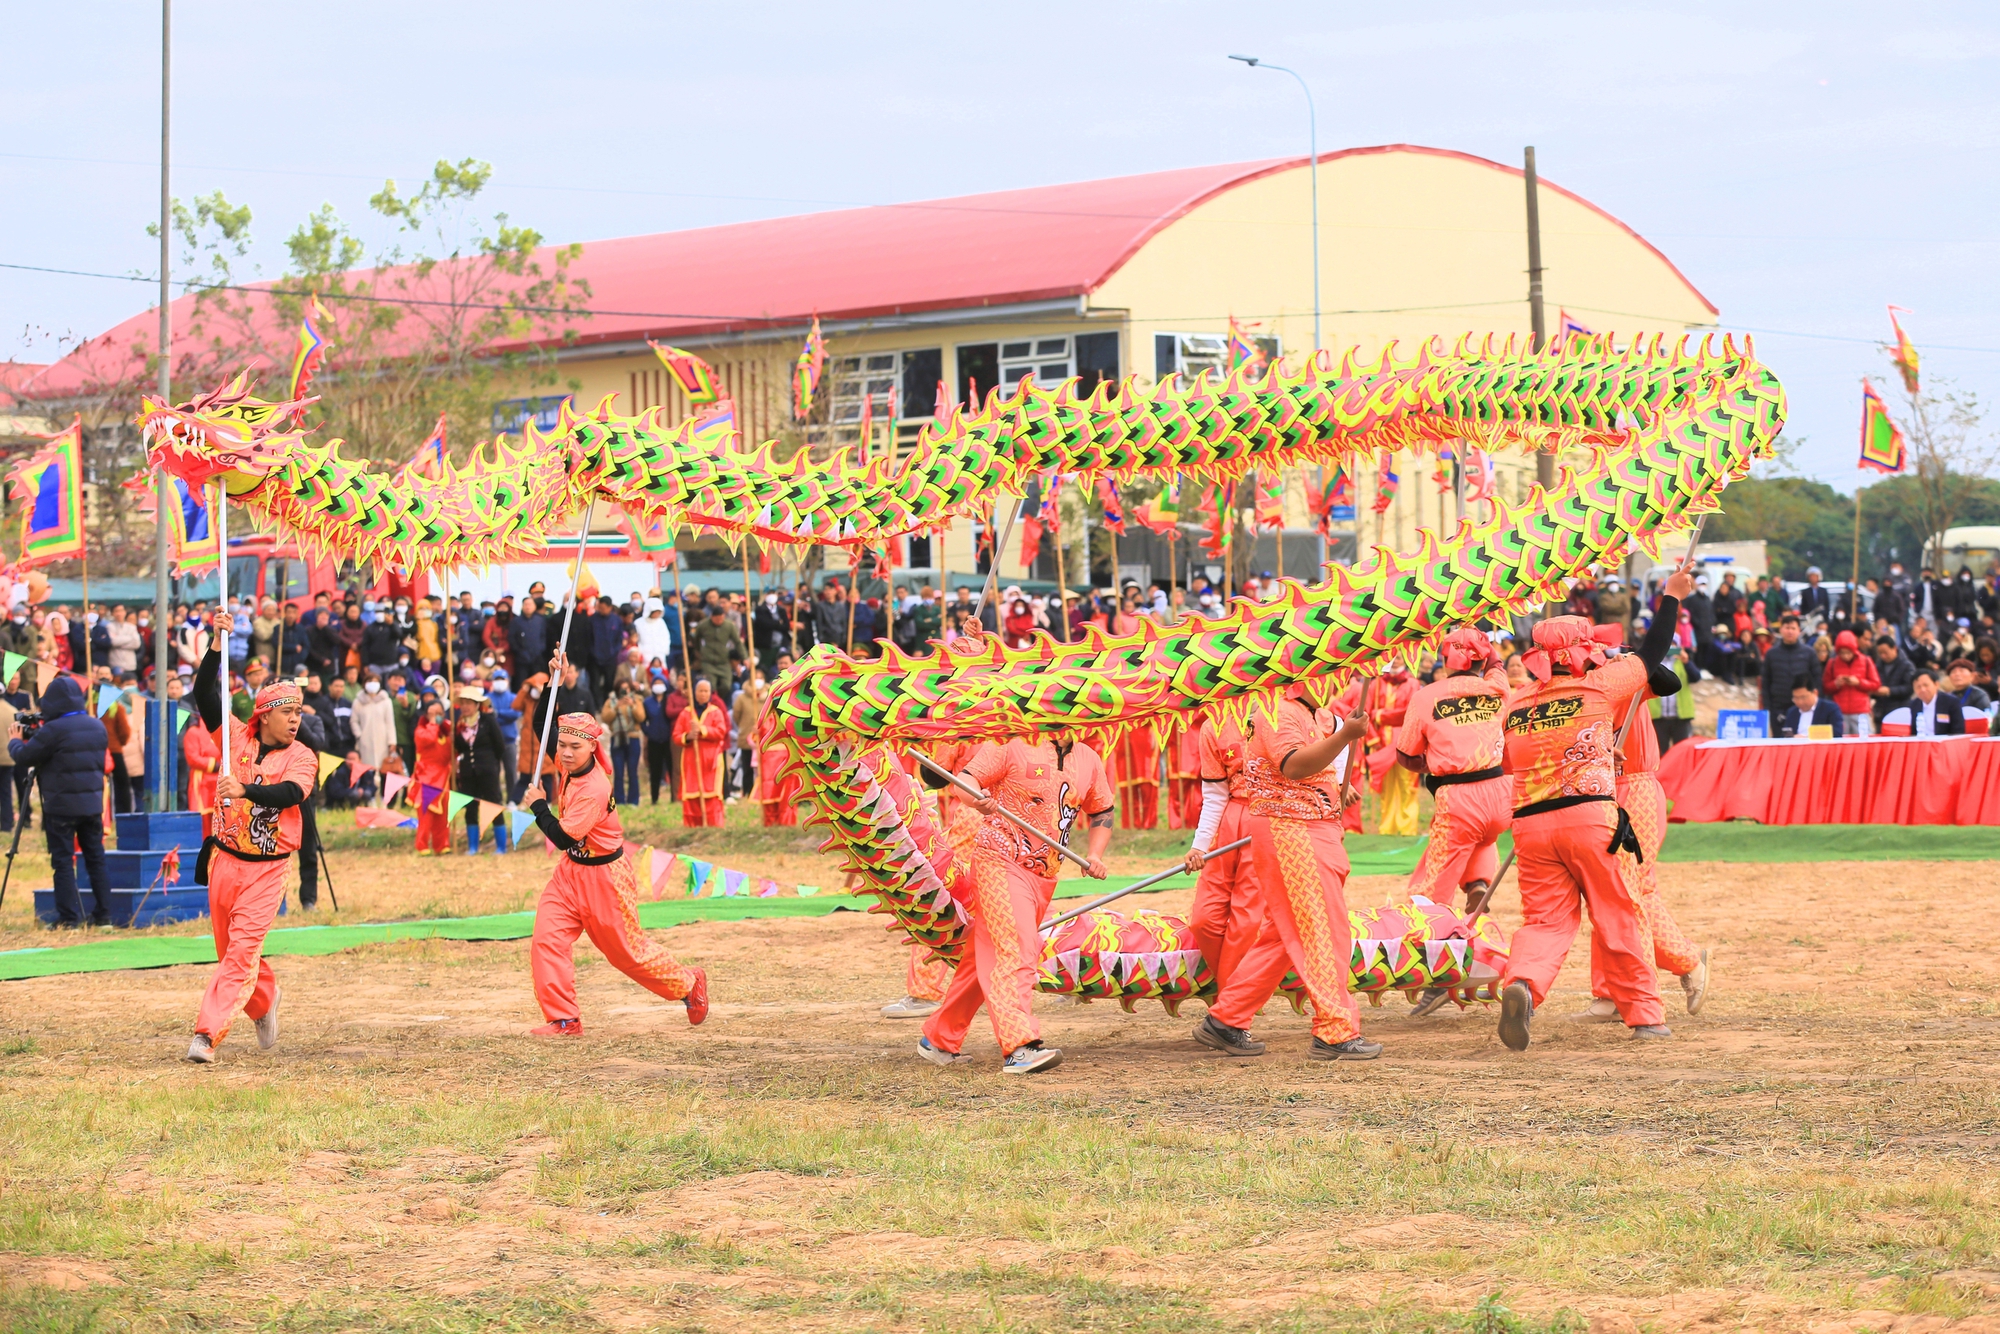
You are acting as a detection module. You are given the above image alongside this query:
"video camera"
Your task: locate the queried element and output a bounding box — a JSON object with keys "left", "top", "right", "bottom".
{"left": 13, "top": 711, "right": 42, "bottom": 739}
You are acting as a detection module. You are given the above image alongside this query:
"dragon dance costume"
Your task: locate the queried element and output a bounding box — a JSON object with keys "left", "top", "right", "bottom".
{"left": 1185, "top": 716, "right": 1263, "bottom": 996}
{"left": 528, "top": 713, "right": 707, "bottom": 1033}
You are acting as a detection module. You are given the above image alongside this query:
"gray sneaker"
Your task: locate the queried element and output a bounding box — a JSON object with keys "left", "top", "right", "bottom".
{"left": 1307, "top": 1035, "right": 1383, "bottom": 1061}
{"left": 185, "top": 1033, "right": 216, "bottom": 1064}
{"left": 1001, "top": 1043, "right": 1063, "bottom": 1074}
{"left": 1681, "top": 949, "right": 1710, "bottom": 1015}
{"left": 254, "top": 985, "right": 281, "bottom": 1051}
{"left": 1192, "top": 1014, "right": 1266, "bottom": 1057}
{"left": 917, "top": 1037, "right": 969, "bottom": 1066}
{"left": 1409, "top": 987, "right": 1453, "bottom": 1018}
{"left": 1631, "top": 1024, "right": 1673, "bottom": 1040}
{"left": 1574, "top": 997, "right": 1621, "bottom": 1023}
{"left": 1498, "top": 981, "right": 1534, "bottom": 1051}
{"left": 880, "top": 996, "right": 940, "bottom": 1019}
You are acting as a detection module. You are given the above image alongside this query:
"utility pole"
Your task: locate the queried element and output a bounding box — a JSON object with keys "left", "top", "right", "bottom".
{"left": 153, "top": 0, "right": 175, "bottom": 810}
{"left": 1524, "top": 146, "right": 1553, "bottom": 491}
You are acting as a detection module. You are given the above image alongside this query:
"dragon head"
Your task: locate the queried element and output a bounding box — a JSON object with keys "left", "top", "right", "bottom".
{"left": 136, "top": 372, "right": 311, "bottom": 488}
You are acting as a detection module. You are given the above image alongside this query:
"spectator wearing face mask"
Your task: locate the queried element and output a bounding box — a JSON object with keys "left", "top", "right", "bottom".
{"left": 351, "top": 672, "right": 397, "bottom": 779}
{"left": 641, "top": 675, "right": 675, "bottom": 804}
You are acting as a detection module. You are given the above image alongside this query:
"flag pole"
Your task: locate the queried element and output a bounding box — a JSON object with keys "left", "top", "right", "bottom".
{"left": 530, "top": 500, "right": 595, "bottom": 782}
{"left": 153, "top": 0, "right": 174, "bottom": 811}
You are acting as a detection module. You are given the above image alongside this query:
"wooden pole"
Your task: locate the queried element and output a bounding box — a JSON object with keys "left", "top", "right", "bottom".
{"left": 1850, "top": 483, "right": 1864, "bottom": 626}
{"left": 1041, "top": 837, "right": 1251, "bottom": 932}
{"left": 740, "top": 541, "right": 755, "bottom": 665}
{"left": 909, "top": 750, "right": 1091, "bottom": 872}
{"left": 214, "top": 480, "right": 230, "bottom": 788}
{"left": 1052, "top": 481, "right": 1069, "bottom": 643}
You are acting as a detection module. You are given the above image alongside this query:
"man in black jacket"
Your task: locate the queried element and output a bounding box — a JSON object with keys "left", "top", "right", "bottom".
{"left": 9, "top": 674, "right": 111, "bottom": 927}
{"left": 1872, "top": 637, "right": 1916, "bottom": 724}
{"left": 1779, "top": 680, "right": 1844, "bottom": 738}
{"left": 509, "top": 597, "right": 552, "bottom": 684}
{"left": 1682, "top": 581, "right": 1716, "bottom": 673}
{"left": 1757, "top": 615, "right": 1817, "bottom": 735}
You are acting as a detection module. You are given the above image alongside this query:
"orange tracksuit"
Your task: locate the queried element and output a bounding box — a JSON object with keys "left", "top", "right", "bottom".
{"left": 1591, "top": 702, "right": 1700, "bottom": 995}
{"left": 1185, "top": 718, "right": 1263, "bottom": 995}
{"left": 1400, "top": 668, "right": 1512, "bottom": 906}
{"left": 1204, "top": 699, "right": 1361, "bottom": 1045}
{"left": 1500, "top": 657, "right": 1664, "bottom": 1027}
{"left": 530, "top": 753, "right": 698, "bottom": 1022}
{"left": 922, "top": 740, "right": 1113, "bottom": 1057}
{"left": 195, "top": 728, "right": 319, "bottom": 1046}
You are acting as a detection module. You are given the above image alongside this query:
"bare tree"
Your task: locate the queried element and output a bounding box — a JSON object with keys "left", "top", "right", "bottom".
{"left": 1893, "top": 379, "right": 1997, "bottom": 568}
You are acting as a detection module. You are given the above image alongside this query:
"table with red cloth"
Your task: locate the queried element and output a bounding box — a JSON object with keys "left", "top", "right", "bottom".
{"left": 1658, "top": 735, "right": 2000, "bottom": 826}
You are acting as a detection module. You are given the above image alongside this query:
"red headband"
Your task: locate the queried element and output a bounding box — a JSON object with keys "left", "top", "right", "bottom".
{"left": 1441, "top": 627, "right": 1497, "bottom": 674}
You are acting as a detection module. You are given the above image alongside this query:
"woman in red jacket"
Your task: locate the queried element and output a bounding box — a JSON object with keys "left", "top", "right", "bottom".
{"left": 412, "top": 699, "right": 455, "bottom": 854}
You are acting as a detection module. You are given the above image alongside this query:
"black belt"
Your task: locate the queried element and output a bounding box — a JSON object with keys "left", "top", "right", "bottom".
{"left": 566, "top": 849, "right": 622, "bottom": 867}
{"left": 1425, "top": 765, "right": 1504, "bottom": 793}
{"left": 213, "top": 840, "right": 289, "bottom": 864}
{"left": 1513, "top": 794, "right": 1613, "bottom": 820}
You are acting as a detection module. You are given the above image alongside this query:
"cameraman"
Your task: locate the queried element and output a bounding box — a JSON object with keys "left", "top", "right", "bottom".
{"left": 9, "top": 672, "right": 111, "bottom": 928}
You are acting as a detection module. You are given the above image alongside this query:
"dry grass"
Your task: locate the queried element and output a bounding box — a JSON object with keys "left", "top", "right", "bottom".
{"left": 0, "top": 817, "right": 1997, "bottom": 1331}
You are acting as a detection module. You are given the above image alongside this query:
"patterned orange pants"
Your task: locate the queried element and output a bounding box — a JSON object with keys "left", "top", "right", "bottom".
{"left": 1206, "top": 815, "right": 1359, "bottom": 1043}
{"left": 532, "top": 854, "right": 698, "bottom": 1022}
{"left": 905, "top": 943, "right": 953, "bottom": 1002}
{"left": 1591, "top": 774, "right": 1700, "bottom": 994}
{"left": 922, "top": 856, "right": 1053, "bottom": 1056}
{"left": 1404, "top": 775, "right": 1511, "bottom": 906}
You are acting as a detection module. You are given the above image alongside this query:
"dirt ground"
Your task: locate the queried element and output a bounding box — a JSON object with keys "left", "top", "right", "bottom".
{"left": 2, "top": 850, "right": 1998, "bottom": 1332}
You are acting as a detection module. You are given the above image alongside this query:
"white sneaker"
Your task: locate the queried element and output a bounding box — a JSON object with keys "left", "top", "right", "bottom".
{"left": 1575, "top": 997, "right": 1621, "bottom": 1023}
{"left": 880, "top": 996, "right": 940, "bottom": 1019}
{"left": 1681, "top": 949, "right": 1710, "bottom": 1016}
{"left": 917, "top": 1037, "right": 969, "bottom": 1066}
{"left": 185, "top": 1034, "right": 216, "bottom": 1064}
{"left": 255, "top": 985, "right": 281, "bottom": 1050}
{"left": 1001, "top": 1044, "right": 1063, "bottom": 1075}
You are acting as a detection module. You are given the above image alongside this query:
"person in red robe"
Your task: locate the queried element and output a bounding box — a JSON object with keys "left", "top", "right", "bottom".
{"left": 757, "top": 740, "right": 798, "bottom": 826}
{"left": 412, "top": 700, "right": 454, "bottom": 855}
{"left": 672, "top": 678, "right": 728, "bottom": 827}
{"left": 1164, "top": 718, "right": 1202, "bottom": 830}
{"left": 1111, "top": 722, "right": 1160, "bottom": 829}
{"left": 185, "top": 611, "right": 321, "bottom": 1064}
{"left": 523, "top": 712, "right": 707, "bottom": 1035}
{"left": 183, "top": 711, "right": 220, "bottom": 832}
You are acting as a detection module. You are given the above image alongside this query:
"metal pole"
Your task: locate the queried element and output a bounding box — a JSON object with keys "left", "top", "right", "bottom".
{"left": 1232, "top": 58, "right": 1321, "bottom": 352}
{"left": 1525, "top": 146, "right": 1553, "bottom": 492}
{"left": 1041, "top": 836, "right": 1251, "bottom": 932}
{"left": 530, "top": 500, "right": 596, "bottom": 781}
{"left": 215, "top": 481, "right": 230, "bottom": 788}
{"left": 152, "top": 0, "right": 174, "bottom": 810}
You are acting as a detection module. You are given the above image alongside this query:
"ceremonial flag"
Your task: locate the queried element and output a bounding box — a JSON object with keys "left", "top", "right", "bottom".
{"left": 574, "top": 561, "right": 602, "bottom": 601}
{"left": 1371, "top": 452, "right": 1400, "bottom": 514}
{"left": 95, "top": 685, "right": 125, "bottom": 717}
{"left": 793, "top": 315, "right": 826, "bottom": 420}
{"left": 476, "top": 800, "right": 506, "bottom": 832}
{"left": 1226, "top": 316, "right": 1267, "bottom": 374}
{"left": 688, "top": 859, "right": 716, "bottom": 896}
{"left": 381, "top": 772, "right": 410, "bottom": 804}
{"left": 1253, "top": 469, "right": 1284, "bottom": 531}
{"left": 1433, "top": 444, "right": 1457, "bottom": 495}
{"left": 689, "top": 399, "right": 738, "bottom": 451}
{"left": 404, "top": 414, "right": 447, "bottom": 479}
{"left": 1555, "top": 309, "right": 1593, "bottom": 347}
{"left": 315, "top": 751, "right": 344, "bottom": 785}
{"left": 1859, "top": 380, "right": 1907, "bottom": 474}
{"left": 506, "top": 809, "right": 538, "bottom": 848}
{"left": 1018, "top": 511, "right": 1045, "bottom": 569}
{"left": 857, "top": 391, "right": 873, "bottom": 458}
{"left": 285, "top": 295, "right": 332, "bottom": 417}
{"left": 975, "top": 501, "right": 997, "bottom": 565}
{"left": 758, "top": 878, "right": 781, "bottom": 897}
{"left": 934, "top": 378, "right": 953, "bottom": 423}
{"left": 722, "top": 869, "right": 748, "bottom": 897}
{"left": 1462, "top": 444, "right": 1499, "bottom": 506}
{"left": 130, "top": 472, "right": 221, "bottom": 574}
{"left": 1098, "top": 478, "right": 1126, "bottom": 535}
{"left": 1135, "top": 479, "right": 1181, "bottom": 536}
{"left": 1307, "top": 468, "right": 1355, "bottom": 534}
{"left": 355, "top": 807, "right": 416, "bottom": 831}
{"left": 1888, "top": 305, "right": 1920, "bottom": 395}
{"left": 647, "top": 342, "right": 722, "bottom": 405}
{"left": 8, "top": 417, "right": 86, "bottom": 568}
{"left": 616, "top": 505, "right": 678, "bottom": 562}
{"left": 1197, "top": 485, "right": 1230, "bottom": 559}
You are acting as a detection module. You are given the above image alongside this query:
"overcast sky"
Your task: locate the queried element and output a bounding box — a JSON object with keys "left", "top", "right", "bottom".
{"left": 5, "top": 1, "right": 1994, "bottom": 489}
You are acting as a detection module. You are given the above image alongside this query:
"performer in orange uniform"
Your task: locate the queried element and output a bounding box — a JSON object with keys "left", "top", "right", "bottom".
{"left": 1582, "top": 642, "right": 1709, "bottom": 1020}
{"left": 1193, "top": 686, "right": 1379, "bottom": 1060}
{"left": 919, "top": 738, "right": 1114, "bottom": 1074}
{"left": 672, "top": 678, "right": 728, "bottom": 827}
{"left": 183, "top": 714, "right": 220, "bottom": 828}
{"left": 523, "top": 711, "right": 708, "bottom": 1035}
{"left": 186, "top": 610, "right": 320, "bottom": 1065}
{"left": 1369, "top": 665, "right": 1420, "bottom": 835}
{"left": 1182, "top": 714, "right": 1262, "bottom": 996}
{"left": 1495, "top": 565, "right": 1692, "bottom": 1050}
{"left": 1397, "top": 627, "right": 1515, "bottom": 1017}
{"left": 756, "top": 736, "right": 798, "bottom": 827}
{"left": 882, "top": 738, "right": 976, "bottom": 1020}
{"left": 412, "top": 700, "right": 454, "bottom": 854}
{"left": 1112, "top": 722, "right": 1161, "bottom": 829}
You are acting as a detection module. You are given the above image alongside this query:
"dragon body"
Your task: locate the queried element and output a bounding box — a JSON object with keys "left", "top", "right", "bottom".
{"left": 139, "top": 335, "right": 1785, "bottom": 1004}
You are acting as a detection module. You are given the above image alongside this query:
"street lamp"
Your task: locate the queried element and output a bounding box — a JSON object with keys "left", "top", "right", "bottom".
{"left": 1228, "top": 54, "right": 1320, "bottom": 351}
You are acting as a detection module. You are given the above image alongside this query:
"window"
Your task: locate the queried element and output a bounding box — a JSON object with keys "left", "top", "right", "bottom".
{"left": 829, "top": 353, "right": 899, "bottom": 424}
{"left": 1075, "top": 331, "right": 1119, "bottom": 395}
{"left": 957, "top": 343, "right": 999, "bottom": 407}
{"left": 1153, "top": 332, "right": 1280, "bottom": 382}
{"left": 999, "top": 335, "right": 1071, "bottom": 390}
{"left": 268, "top": 558, "right": 312, "bottom": 603}
{"left": 900, "top": 348, "right": 943, "bottom": 418}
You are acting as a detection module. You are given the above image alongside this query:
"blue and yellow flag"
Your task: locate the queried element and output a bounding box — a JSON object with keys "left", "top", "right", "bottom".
{"left": 7, "top": 416, "right": 86, "bottom": 567}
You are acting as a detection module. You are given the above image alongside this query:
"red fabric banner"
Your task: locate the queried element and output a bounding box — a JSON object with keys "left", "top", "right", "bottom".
{"left": 1658, "top": 737, "right": 2000, "bottom": 826}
